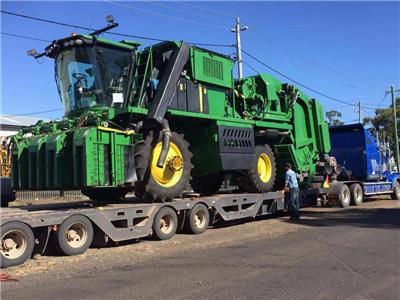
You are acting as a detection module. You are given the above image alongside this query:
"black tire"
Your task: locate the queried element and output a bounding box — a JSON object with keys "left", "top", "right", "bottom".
{"left": 184, "top": 204, "right": 210, "bottom": 234}
{"left": 152, "top": 206, "right": 178, "bottom": 240}
{"left": 350, "top": 183, "right": 363, "bottom": 206}
{"left": 391, "top": 180, "right": 400, "bottom": 200}
{"left": 56, "top": 215, "right": 94, "bottom": 256}
{"left": 191, "top": 173, "right": 223, "bottom": 195}
{"left": 239, "top": 144, "right": 276, "bottom": 193}
{"left": 340, "top": 185, "right": 351, "bottom": 207}
{"left": 82, "top": 187, "right": 129, "bottom": 202}
{"left": 134, "top": 131, "right": 193, "bottom": 202}
{"left": 0, "top": 222, "right": 35, "bottom": 268}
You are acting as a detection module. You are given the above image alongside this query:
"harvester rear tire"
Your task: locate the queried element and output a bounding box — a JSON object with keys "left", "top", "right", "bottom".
{"left": 134, "top": 131, "right": 193, "bottom": 202}
{"left": 391, "top": 180, "right": 400, "bottom": 200}
{"left": 239, "top": 145, "right": 276, "bottom": 193}
{"left": 191, "top": 173, "right": 223, "bottom": 195}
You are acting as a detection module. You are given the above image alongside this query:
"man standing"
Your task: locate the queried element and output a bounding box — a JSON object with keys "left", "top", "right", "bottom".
{"left": 284, "top": 163, "right": 300, "bottom": 220}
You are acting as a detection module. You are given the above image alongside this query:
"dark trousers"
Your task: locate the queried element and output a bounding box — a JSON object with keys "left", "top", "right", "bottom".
{"left": 289, "top": 187, "right": 300, "bottom": 217}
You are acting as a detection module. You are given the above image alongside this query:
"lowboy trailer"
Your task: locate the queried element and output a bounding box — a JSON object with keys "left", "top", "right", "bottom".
{"left": 0, "top": 191, "right": 293, "bottom": 268}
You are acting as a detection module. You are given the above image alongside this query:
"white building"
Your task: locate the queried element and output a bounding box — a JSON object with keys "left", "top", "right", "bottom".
{"left": 0, "top": 115, "right": 50, "bottom": 137}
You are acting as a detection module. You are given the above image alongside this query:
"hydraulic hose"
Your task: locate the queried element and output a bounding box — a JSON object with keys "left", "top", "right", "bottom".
{"left": 157, "top": 119, "right": 171, "bottom": 168}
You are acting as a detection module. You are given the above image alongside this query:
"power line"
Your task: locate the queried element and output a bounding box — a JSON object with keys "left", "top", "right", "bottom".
{"left": 1, "top": 32, "right": 51, "bottom": 43}
{"left": 173, "top": 0, "right": 237, "bottom": 18}
{"left": 140, "top": 0, "right": 232, "bottom": 26}
{"left": 1, "top": 10, "right": 234, "bottom": 48}
{"left": 1, "top": 108, "right": 63, "bottom": 117}
{"left": 104, "top": 0, "right": 226, "bottom": 30}
{"left": 242, "top": 48, "right": 379, "bottom": 110}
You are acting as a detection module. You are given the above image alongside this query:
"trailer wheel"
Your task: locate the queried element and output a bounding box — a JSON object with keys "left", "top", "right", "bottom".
{"left": 0, "top": 222, "right": 35, "bottom": 268}
{"left": 391, "top": 180, "right": 400, "bottom": 200}
{"left": 350, "top": 183, "right": 363, "bottom": 206}
{"left": 56, "top": 215, "right": 93, "bottom": 256}
{"left": 239, "top": 144, "right": 276, "bottom": 193}
{"left": 191, "top": 173, "right": 223, "bottom": 195}
{"left": 135, "top": 131, "right": 193, "bottom": 202}
{"left": 152, "top": 207, "right": 178, "bottom": 240}
{"left": 185, "top": 204, "right": 210, "bottom": 234}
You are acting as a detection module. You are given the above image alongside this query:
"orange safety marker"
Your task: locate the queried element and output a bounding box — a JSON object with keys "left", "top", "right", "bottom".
{"left": 322, "top": 175, "right": 330, "bottom": 189}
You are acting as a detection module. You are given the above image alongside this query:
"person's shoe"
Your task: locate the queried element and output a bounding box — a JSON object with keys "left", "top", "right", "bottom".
{"left": 290, "top": 216, "right": 300, "bottom": 220}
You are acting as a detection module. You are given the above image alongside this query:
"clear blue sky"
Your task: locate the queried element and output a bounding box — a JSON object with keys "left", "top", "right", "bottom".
{"left": 1, "top": 1, "right": 399, "bottom": 123}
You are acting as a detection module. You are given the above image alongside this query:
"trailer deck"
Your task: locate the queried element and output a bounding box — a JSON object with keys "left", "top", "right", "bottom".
{"left": 0, "top": 192, "right": 285, "bottom": 268}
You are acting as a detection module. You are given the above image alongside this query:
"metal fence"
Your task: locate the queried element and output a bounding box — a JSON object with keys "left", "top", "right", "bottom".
{"left": 16, "top": 190, "right": 84, "bottom": 200}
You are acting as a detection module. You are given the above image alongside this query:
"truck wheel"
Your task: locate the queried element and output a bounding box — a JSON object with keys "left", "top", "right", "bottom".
{"left": 135, "top": 131, "right": 193, "bottom": 202}
{"left": 191, "top": 173, "right": 223, "bottom": 195}
{"left": 391, "top": 180, "right": 400, "bottom": 200}
{"left": 239, "top": 145, "right": 276, "bottom": 193}
{"left": 339, "top": 184, "right": 351, "bottom": 207}
{"left": 152, "top": 206, "right": 178, "bottom": 240}
{"left": 350, "top": 183, "right": 363, "bottom": 206}
{"left": 185, "top": 204, "right": 210, "bottom": 234}
{"left": 0, "top": 222, "right": 35, "bottom": 268}
{"left": 56, "top": 215, "right": 93, "bottom": 256}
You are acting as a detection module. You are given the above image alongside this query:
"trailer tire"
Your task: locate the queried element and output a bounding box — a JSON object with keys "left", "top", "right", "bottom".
{"left": 239, "top": 144, "right": 276, "bottom": 193}
{"left": 185, "top": 204, "right": 210, "bottom": 234}
{"left": 391, "top": 180, "right": 400, "bottom": 200}
{"left": 56, "top": 215, "right": 94, "bottom": 256}
{"left": 135, "top": 131, "right": 193, "bottom": 202}
{"left": 0, "top": 222, "right": 35, "bottom": 268}
{"left": 191, "top": 173, "right": 223, "bottom": 195}
{"left": 350, "top": 183, "right": 363, "bottom": 206}
{"left": 152, "top": 206, "right": 178, "bottom": 240}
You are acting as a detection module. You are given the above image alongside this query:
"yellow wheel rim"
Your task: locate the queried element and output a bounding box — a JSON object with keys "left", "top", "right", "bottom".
{"left": 257, "top": 153, "right": 272, "bottom": 183}
{"left": 151, "top": 142, "right": 184, "bottom": 187}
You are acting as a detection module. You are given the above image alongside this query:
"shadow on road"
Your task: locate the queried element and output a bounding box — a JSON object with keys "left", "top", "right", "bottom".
{"left": 284, "top": 207, "right": 400, "bottom": 230}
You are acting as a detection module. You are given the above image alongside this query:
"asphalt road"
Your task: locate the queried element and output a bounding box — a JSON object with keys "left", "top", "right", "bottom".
{"left": 1, "top": 200, "right": 399, "bottom": 300}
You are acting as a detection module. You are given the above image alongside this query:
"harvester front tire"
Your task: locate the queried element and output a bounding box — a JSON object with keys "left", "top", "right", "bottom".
{"left": 239, "top": 145, "right": 276, "bottom": 193}
{"left": 134, "top": 131, "right": 193, "bottom": 202}
{"left": 191, "top": 173, "right": 223, "bottom": 195}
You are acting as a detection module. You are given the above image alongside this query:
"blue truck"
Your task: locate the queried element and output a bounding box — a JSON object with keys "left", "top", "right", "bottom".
{"left": 328, "top": 123, "right": 400, "bottom": 207}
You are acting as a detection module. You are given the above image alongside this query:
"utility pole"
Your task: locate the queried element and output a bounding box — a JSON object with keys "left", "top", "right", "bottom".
{"left": 387, "top": 85, "right": 400, "bottom": 171}
{"left": 231, "top": 16, "right": 248, "bottom": 80}
{"left": 358, "top": 100, "right": 362, "bottom": 123}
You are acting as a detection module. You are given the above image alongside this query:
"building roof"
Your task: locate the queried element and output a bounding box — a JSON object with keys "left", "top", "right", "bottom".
{"left": 0, "top": 115, "right": 51, "bottom": 127}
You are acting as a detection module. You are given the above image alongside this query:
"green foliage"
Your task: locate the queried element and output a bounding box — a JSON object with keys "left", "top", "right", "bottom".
{"left": 363, "top": 97, "right": 400, "bottom": 152}
{"left": 325, "top": 110, "right": 344, "bottom": 126}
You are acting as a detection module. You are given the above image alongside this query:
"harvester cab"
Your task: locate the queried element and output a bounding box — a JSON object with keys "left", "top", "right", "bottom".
{"left": 28, "top": 17, "right": 138, "bottom": 116}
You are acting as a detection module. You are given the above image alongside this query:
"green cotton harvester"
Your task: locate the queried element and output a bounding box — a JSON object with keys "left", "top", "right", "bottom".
{"left": 11, "top": 19, "right": 336, "bottom": 202}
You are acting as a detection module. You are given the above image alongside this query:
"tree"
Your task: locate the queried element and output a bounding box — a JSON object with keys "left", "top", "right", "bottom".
{"left": 325, "top": 110, "right": 344, "bottom": 126}
{"left": 363, "top": 97, "right": 400, "bottom": 154}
